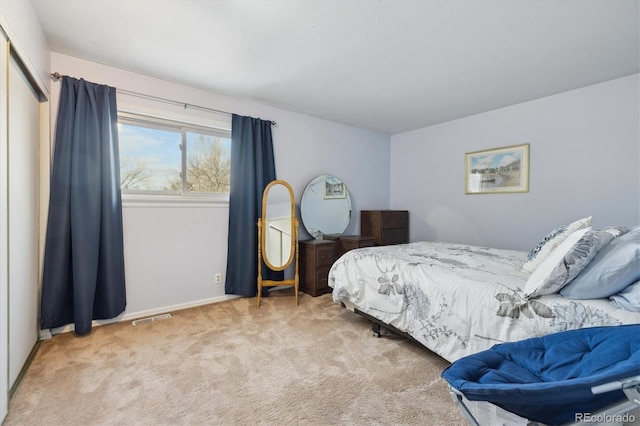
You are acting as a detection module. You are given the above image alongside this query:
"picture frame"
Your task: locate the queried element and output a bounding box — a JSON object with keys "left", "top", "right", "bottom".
{"left": 323, "top": 174, "right": 346, "bottom": 199}
{"left": 465, "top": 143, "right": 529, "bottom": 194}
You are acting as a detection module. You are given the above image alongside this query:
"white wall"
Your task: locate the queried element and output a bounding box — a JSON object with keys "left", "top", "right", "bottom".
{"left": 0, "top": 0, "right": 50, "bottom": 96}
{"left": 390, "top": 74, "right": 640, "bottom": 251}
{"left": 50, "top": 53, "right": 390, "bottom": 320}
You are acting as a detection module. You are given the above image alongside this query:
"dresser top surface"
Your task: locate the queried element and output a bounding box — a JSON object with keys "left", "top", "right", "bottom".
{"left": 300, "top": 239, "right": 335, "bottom": 246}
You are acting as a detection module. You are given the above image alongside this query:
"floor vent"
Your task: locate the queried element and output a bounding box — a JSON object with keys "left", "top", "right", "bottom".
{"left": 132, "top": 313, "right": 172, "bottom": 326}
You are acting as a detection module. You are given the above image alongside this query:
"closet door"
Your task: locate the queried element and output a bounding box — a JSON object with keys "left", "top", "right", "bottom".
{"left": 0, "top": 32, "right": 9, "bottom": 423}
{"left": 7, "top": 54, "right": 39, "bottom": 391}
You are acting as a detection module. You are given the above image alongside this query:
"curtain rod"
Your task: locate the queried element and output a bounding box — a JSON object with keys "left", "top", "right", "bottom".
{"left": 50, "top": 72, "right": 276, "bottom": 126}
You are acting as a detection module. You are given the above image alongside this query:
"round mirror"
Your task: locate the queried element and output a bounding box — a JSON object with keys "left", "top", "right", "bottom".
{"left": 300, "top": 174, "right": 352, "bottom": 239}
{"left": 262, "top": 180, "right": 295, "bottom": 270}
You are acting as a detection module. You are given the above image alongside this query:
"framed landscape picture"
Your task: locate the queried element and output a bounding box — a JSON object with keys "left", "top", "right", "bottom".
{"left": 323, "top": 174, "right": 346, "bottom": 199}
{"left": 465, "top": 143, "right": 530, "bottom": 194}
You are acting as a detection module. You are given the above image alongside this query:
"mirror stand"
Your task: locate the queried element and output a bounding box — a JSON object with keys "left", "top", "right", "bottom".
{"left": 257, "top": 217, "right": 299, "bottom": 307}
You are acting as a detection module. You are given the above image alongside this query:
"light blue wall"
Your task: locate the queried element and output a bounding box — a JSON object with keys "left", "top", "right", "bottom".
{"left": 390, "top": 74, "right": 640, "bottom": 251}
{"left": 44, "top": 49, "right": 640, "bottom": 321}
{"left": 50, "top": 52, "right": 391, "bottom": 319}
{"left": 270, "top": 107, "right": 391, "bottom": 238}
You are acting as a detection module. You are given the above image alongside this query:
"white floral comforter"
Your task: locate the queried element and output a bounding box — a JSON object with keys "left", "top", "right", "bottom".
{"left": 329, "top": 241, "right": 640, "bottom": 363}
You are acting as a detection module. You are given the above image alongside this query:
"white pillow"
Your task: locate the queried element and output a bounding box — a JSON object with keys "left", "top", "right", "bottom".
{"left": 523, "top": 227, "right": 590, "bottom": 299}
{"left": 521, "top": 216, "right": 592, "bottom": 273}
{"left": 560, "top": 226, "right": 639, "bottom": 299}
{"left": 610, "top": 280, "right": 640, "bottom": 312}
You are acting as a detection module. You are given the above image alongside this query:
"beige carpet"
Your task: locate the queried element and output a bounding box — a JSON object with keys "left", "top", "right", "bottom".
{"left": 4, "top": 290, "right": 466, "bottom": 426}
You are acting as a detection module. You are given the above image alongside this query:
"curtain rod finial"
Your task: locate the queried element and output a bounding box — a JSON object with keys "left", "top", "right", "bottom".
{"left": 50, "top": 72, "right": 62, "bottom": 80}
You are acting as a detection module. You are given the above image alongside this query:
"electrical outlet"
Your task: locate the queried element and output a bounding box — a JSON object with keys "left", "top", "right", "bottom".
{"left": 215, "top": 272, "right": 222, "bottom": 284}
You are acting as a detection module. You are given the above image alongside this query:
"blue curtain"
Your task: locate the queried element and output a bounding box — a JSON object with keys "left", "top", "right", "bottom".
{"left": 40, "top": 76, "right": 126, "bottom": 336}
{"left": 225, "top": 114, "right": 279, "bottom": 297}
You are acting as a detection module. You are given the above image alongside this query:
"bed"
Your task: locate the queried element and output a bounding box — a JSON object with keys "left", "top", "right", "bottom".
{"left": 328, "top": 219, "right": 640, "bottom": 363}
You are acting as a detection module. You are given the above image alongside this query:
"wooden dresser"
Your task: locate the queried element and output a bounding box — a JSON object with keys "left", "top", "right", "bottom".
{"left": 299, "top": 211, "right": 408, "bottom": 297}
{"left": 299, "top": 239, "right": 335, "bottom": 297}
{"left": 336, "top": 235, "right": 375, "bottom": 258}
{"left": 360, "top": 210, "right": 409, "bottom": 245}
{"left": 299, "top": 235, "right": 377, "bottom": 297}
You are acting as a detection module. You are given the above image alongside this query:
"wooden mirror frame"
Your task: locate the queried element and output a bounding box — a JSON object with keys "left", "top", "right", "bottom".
{"left": 261, "top": 180, "right": 295, "bottom": 271}
{"left": 257, "top": 180, "right": 299, "bottom": 307}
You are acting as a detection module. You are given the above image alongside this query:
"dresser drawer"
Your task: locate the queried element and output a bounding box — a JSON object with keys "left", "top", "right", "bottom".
{"left": 382, "top": 228, "right": 408, "bottom": 245}
{"left": 315, "top": 266, "right": 331, "bottom": 289}
{"left": 337, "top": 235, "right": 376, "bottom": 258}
{"left": 361, "top": 210, "right": 409, "bottom": 246}
{"left": 299, "top": 239, "right": 336, "bottom": 297}
{"left": 380, "top": 211, "right": 408, "bottom": 229}
{"left": 316, "top": 245, "right": 335, "bottom": 266}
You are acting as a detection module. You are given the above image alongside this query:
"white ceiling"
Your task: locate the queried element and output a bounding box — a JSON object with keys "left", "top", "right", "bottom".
{"left": 30, "top": 0, "right": 639, "bottom": 135}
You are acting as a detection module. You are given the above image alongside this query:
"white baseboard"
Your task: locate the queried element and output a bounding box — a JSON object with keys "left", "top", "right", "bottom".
{"left": 42, "top": 294, "right": 240, "bottom": 338}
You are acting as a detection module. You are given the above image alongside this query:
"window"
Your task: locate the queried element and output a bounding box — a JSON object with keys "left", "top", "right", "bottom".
{"left": 118, "top": 112, "right": 231, "bottom": 200}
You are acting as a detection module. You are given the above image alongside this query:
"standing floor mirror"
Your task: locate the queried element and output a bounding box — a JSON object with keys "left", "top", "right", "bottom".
{"left": 257, "top": 180, "right": 299, "bottom": 307}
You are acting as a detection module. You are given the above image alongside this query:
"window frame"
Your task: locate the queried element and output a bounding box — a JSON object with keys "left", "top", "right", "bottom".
{"left": 117, "top": 110, "right": 232, "bottom": 206}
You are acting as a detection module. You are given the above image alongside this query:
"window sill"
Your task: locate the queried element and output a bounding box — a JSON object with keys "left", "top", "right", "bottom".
{"left": 122, "top": 194, "right": 229, "bottom": 208}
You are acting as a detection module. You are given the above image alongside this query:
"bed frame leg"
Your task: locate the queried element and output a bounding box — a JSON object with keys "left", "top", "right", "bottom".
{"left": 372, "top": 322, "right": 382, "bottom": 338}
